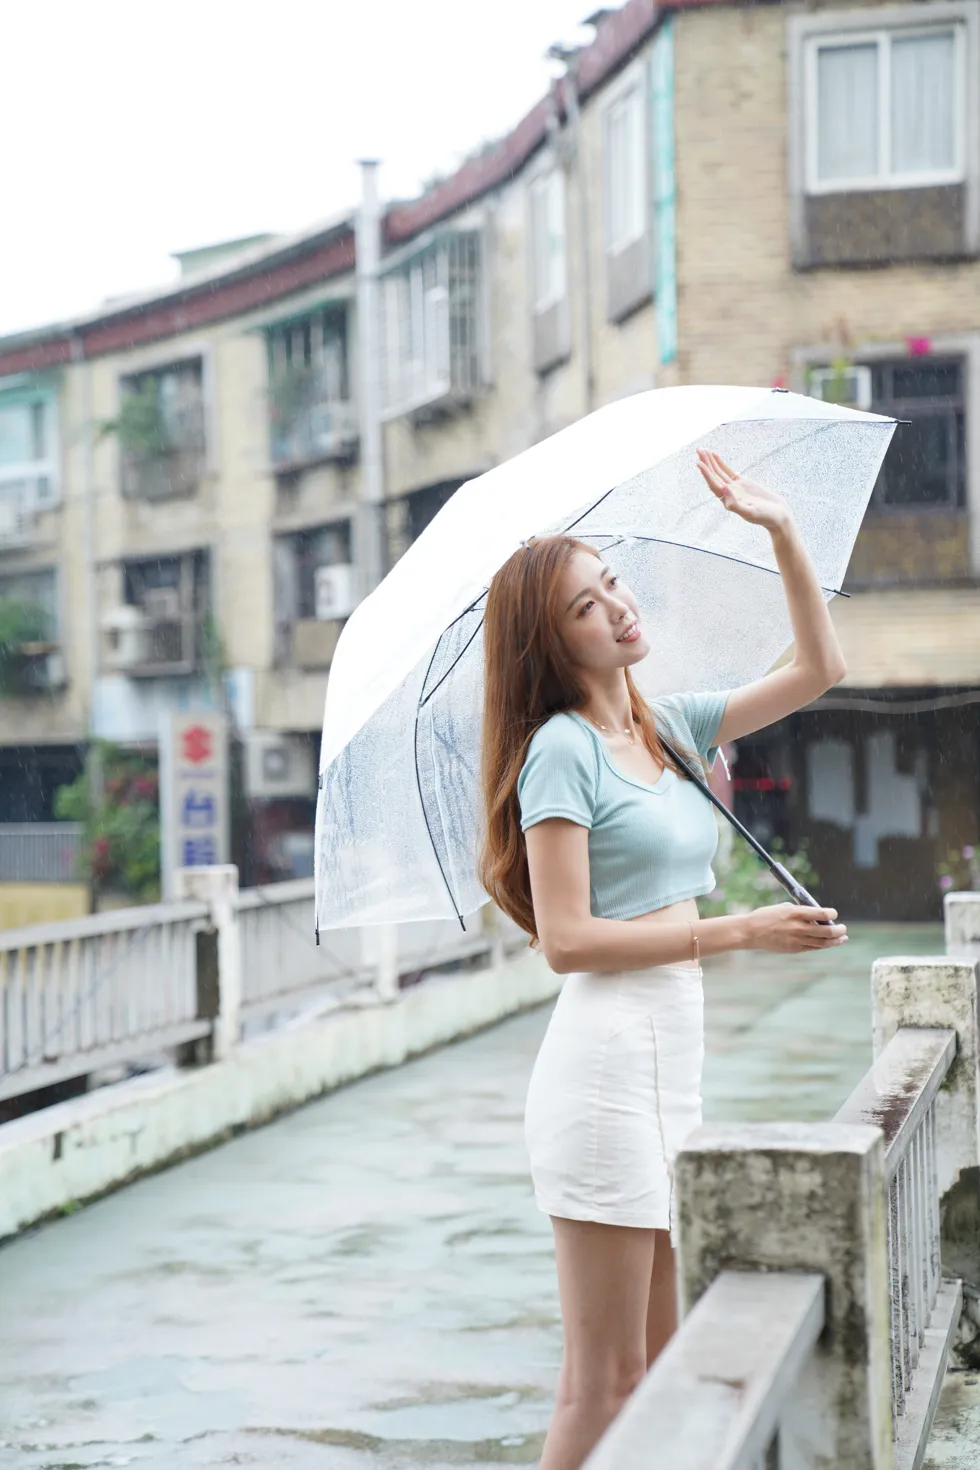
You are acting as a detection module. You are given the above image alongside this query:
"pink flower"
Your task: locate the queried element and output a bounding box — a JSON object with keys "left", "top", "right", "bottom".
{"left": 906, "top": 337, "right": 932, "bottom": 357}
{"left": 963, "top": 845, "right": 975, "bottom": 860}
{"left": 939, "top": 874, "right": 954, "bottom": 891}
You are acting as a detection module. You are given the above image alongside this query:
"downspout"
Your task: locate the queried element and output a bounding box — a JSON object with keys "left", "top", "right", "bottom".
{"left": 355, "top": 159, "right": 387, "bottom": 596}
{"left": 77, "top": 341, "right": 103, "bottom": 907}
{"left": 563, "top": 54, "right": 596, "bottom": 416}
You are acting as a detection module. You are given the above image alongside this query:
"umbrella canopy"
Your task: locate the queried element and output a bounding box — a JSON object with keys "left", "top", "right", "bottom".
{"left": 314, "top": 386, "right": 896, "bottom": 933}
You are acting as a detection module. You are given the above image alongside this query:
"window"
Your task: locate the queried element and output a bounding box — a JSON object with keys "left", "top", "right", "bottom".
{"left": 118, "top": 358, "right": 206, "bottom": 500}
{"left": 266, "top": 305, "right": 356, "bottom": 467}
{"left": 869, "top": 359, "right": 966, "bottom": 508}
{"left": 603, "top": 77, "right": 652, "bottom": 322}
{"left": 0, "top": 389, "right": 59, "bottom": 540}
{"left": 0, "top": 568, "right": 58, "bottom": 643}
{"left": 273, "top": 521, "right": 353, "bottom": 668}
{"left": 605, "top": 86, "right": 647, "bottom": 253}
{"left": 122, "top": 552, "right": 209, "bottom": 673}
{"left": 530, "top": 170, "right": 567, "bottom": 313}
{"left": 0, "top": 568, "right": 61, "bottom": 695}
{"left": 381, "top": 233, "right": 482, "bottom": 419}
{"left": 807, "top": 24, "right": 964, "bottom": 192}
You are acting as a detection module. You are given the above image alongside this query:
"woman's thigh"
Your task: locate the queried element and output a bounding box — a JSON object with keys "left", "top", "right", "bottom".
{"left": 551, "top": 1216, "right": 656, "bottom": 1399}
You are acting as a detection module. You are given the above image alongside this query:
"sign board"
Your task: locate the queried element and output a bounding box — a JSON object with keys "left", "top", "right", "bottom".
{"left": 159, "top": 711, "right": 230, "bottom": 900}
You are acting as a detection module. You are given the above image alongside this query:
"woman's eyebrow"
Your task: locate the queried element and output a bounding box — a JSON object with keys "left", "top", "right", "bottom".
{"left": 564, "top": 565, "right": 610, "bottom": 612}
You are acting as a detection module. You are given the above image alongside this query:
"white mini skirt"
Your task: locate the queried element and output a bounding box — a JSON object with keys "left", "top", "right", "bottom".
{"left": 524, "top": 964, "right": 704, "bottom": 1234}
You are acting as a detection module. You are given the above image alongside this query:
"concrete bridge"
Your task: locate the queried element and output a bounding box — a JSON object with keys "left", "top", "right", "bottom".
{"left": 1, "top": 891, "right": 978, "bottom": 1468}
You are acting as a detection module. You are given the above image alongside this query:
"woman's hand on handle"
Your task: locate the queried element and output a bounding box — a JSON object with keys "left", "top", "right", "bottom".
{"left": 743, "top": 902, "right": 847, "bottom": 953}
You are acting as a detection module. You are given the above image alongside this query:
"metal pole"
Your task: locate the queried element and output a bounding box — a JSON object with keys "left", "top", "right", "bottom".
{"left": 79, "top": 350, "right": 104, "bottom": 910}
{"left": 355, "top": 159, "right": 387, "bottom": 596}
{"left": 562, "top": 56, "right": 595, "bottom": 416}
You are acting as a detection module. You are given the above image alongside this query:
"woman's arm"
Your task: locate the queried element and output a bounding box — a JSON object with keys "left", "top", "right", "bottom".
{"left": 526, "top": 819, "right": 846, "bottom": 975}
{"left": 694, "top": 448, "right": 847, "bottom": 747}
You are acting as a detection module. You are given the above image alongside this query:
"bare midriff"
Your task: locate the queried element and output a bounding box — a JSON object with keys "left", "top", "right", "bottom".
{"left": 626, "top": 895, "right": 702, "bottom": 969}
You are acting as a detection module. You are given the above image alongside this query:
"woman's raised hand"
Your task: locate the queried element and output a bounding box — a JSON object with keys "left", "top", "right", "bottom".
{"left": 744, "top": 902, "right": 848, "bottom": 953}
{"left": 696, "top": 447, "right": 793, "bottom": 535}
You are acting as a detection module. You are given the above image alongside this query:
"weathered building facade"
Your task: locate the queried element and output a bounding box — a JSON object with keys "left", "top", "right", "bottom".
{"left": 0, "top": 0, "right": 977, "bottom": 910}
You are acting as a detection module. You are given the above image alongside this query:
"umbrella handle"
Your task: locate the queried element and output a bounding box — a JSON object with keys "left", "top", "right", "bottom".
{"left": 770, "top": 862, "right": 833, "bottom": 925}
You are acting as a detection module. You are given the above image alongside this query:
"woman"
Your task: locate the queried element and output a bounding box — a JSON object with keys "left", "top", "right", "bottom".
{"left": 478, "top": 448, "right": 849, "bottom": 1470}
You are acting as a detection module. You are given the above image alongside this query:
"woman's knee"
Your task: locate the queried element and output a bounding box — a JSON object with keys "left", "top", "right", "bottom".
{"left": 557, "top": 1348, "right": 648, "bottom": 1408}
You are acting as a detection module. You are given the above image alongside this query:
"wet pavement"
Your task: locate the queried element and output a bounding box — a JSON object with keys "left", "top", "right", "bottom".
{"left": 1, "top": 921, "right": 970, "bottom": 1469}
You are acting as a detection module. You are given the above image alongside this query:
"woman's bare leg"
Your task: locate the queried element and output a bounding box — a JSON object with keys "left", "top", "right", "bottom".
{"left": 645, "top": 1228, "right": 678, "bottom": 1368}
{"left": 540, "top": 1218, "right": 656, "bottom": 1470}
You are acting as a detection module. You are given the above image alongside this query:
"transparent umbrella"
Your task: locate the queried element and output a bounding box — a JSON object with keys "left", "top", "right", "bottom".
{"left": 314, "top": 385, "right": 896, "bottom": 935}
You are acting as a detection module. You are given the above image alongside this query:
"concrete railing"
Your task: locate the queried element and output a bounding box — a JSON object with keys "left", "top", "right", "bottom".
{"left": 0, "top": 865, "right": 523, "bottom": 1103}
{"left": 0, "top": 898, "right": 210, "bottom": 1103}
{"left": 587, "top": 892, "right": 980, "bottom": 1470}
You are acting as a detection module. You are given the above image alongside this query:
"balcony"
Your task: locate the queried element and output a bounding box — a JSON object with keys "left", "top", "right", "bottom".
{"left": 381, "top": 232, "right": 484, "bottom": 422}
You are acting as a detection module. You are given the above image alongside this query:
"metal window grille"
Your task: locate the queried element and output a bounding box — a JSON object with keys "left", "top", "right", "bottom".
{"left": 869, "top": 358, "right": 966, "bottom": 508}
{"left": 381, "top": 233, "right": 483, "bottom": 419}
{"left": 119, "top": 359, "right": 207, "bottom": 501}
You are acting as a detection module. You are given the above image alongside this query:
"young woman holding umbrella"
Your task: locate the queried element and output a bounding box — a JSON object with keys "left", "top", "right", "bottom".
{"left": 479, "top": 448, "right": 849, "bottom": 1470}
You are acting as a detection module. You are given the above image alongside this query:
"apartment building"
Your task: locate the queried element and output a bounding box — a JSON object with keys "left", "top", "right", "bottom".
{"left": 0, "top": 0, "right": 976, "bottom": 912}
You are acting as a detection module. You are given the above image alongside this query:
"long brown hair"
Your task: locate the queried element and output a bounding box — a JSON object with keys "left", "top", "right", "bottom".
{"left": 478, "top": 536, "right": 686, "bottom": 941}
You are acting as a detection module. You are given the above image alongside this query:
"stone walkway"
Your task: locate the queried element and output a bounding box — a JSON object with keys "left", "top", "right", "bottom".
{"left": 1, "top": 922, "right": 975, "bottom": 1468}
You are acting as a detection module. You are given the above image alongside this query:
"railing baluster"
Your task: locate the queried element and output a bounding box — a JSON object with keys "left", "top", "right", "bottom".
{"left": 888, "top": 1172, "right": 905, "bottom": 1418}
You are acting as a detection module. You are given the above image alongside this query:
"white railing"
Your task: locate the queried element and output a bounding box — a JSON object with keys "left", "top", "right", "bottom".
{"left": 0, "top": 866, "right": 526, "bottom": 1104}
{"left": 586, "top": 892, "right": 980, "bottom": 1470}
{"left": 835, "top": 1025, "right": 960, "bottom": 1444}
{"left": 0, "top": 823, "right": 84, "bottom": 883}
{"left": 0, "top": 900, "right": 209, "bottom": 1102}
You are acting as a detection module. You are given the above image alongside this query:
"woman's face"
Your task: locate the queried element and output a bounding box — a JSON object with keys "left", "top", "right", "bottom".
{"left": 556, "top": 550, "right": 650, "bottom": 673}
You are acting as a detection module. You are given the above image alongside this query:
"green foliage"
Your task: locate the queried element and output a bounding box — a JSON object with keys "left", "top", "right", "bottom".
{"left": 699, "top": 833, "right": 821, "bottom": 918}
{"left": 808, "top": 355, "right": 853, "bottom": 405}
{"left": 55, "top": 742, "right": 161, "bottom": 902}
{"left": 100, "top": 380, "right": 170, "bottom": 462}
{"left": 937, "top": 843, "right": 980, "bottom": 895}
{"left": 0, "top": 597, "right": 51, "bottom": 696}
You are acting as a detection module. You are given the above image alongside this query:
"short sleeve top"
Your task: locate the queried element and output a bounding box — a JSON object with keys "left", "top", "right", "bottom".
{"left": 516, "top": 691, "right": 730, "bottom": 921}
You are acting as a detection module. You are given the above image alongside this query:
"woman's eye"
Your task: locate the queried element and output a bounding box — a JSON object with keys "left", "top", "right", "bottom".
{"left": 607, "top": 576, "right": 619, "bottom": 589}
{"left": 579, "top": 600, "right": 595, "bottom": 616}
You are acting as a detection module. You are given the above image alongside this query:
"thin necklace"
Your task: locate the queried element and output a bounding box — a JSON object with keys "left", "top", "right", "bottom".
{"left": 581, "top": 711, "right": 636, "bottom": 746}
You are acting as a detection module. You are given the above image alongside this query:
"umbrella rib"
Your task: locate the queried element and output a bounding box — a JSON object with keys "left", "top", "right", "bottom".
{"left": 414, "top": 643, "right": 467, "bottom": 931}
{"left": 586, "top": 533, "right": 849, "bottom": 597}
{"left": 419, "top": 617, "right": 485, "bottom": 711}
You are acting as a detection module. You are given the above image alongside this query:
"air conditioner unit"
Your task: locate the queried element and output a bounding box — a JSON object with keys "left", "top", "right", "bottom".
{"left": 808, "top": 365, "right": 873, "bottom": 412}
{"left": 314, "top": 563, "right": 357, "bottom": 621}
{"left": 142, "top": 587, "right": 182, "bottom": 622}
{"left": 101, "top": 605, "right": 151, "bottom": 670}
{"left": 244, "top": 732, "right": 316, "bottom": 800}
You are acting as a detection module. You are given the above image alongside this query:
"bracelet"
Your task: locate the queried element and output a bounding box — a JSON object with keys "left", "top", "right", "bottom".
{"left": 689, "top": 921, "right": 700, "bottom": 967}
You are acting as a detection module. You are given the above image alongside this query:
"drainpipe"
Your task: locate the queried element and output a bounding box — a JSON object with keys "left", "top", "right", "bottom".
{"left": 552, "top": 49, "right": 595, "bottom": 415}
{"left": 78, "top": 345, "right": 103, "bottom": 907}
{"left": 355, "top": 159, "right": 387, "bottom": 596}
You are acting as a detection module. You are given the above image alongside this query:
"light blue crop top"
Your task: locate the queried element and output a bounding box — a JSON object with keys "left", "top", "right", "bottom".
{"left": 517, "top": 692, "right": 730, "bottom": 921}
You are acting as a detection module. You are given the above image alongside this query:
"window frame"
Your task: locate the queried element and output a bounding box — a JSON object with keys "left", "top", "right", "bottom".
{"left": 380, "top": 227, "right": 484, "bottom": 421}
{"left": 529, "top": 167, "right": 568, "bottom": 316}
{"left": 0, "top": 384, "right": 61, "bottom": 514}
{"left": 866, "top": 356, "right": 967, "bottom": 512}
{"left": 803, "top": 19, "right": 967, "bottom": 195}
{"left": 603, "top": 80, "right": 649, "bottom": 256}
